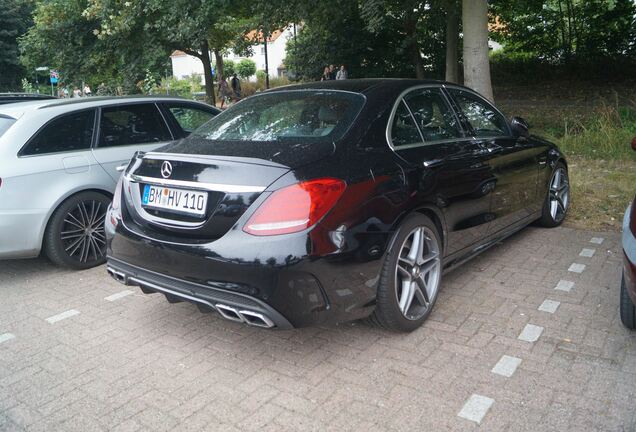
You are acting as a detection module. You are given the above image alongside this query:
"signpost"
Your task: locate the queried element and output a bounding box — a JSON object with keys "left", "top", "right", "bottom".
{"left": 50, "top": 70, "right": 59, "bottom": 96}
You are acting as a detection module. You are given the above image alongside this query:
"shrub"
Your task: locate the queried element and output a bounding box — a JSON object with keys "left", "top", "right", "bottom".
{"left": 236, "top": 59, "right": 256, "bottom": 79}
{"left": 221, "top": 59, "right": 235, "bottom": 79}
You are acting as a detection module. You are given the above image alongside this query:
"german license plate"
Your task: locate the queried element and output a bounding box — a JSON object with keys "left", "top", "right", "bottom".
{"left": 142, "top": 184, "right": 207, "bottom": 216}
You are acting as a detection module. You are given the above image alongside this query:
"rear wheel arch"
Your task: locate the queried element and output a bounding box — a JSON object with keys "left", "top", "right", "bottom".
{"left": 414, "top": 206, "right": 447, "bottom": 256}
{"left": 41, "top": 188, "right": 113, "bottom": 249}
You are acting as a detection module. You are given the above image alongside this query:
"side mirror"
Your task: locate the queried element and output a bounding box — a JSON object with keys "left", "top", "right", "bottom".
{"left": 511, "top": 116, "right": 530, "bottom": 139}
{"left": 631, "top": 136, "right": 636, "bottom": 152}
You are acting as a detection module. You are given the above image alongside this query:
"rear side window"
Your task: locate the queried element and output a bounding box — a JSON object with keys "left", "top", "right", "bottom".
{"left": 403, "top": 88, "right": 462, "bottom": 142}
{"left": 0, "top": 116, "right": 16, "bottom": 138}
{"left": 390, "top": 101, "right": 422, "bottom": 147}
{"left": 448, "top": 89, "right": 510, "bottom": 138}
{"left": 166, "top": 104, "right": 215, "bottom": 135}
{"left": 20, "top": 110, "right": 95, "bottom": 156}
{"left": 98, "top": 103, "right": 172, "bottom": 147}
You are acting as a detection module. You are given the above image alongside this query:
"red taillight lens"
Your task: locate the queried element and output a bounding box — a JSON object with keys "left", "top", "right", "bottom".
{"left": 243, "top": 178, "right": 346, "bottom": 236}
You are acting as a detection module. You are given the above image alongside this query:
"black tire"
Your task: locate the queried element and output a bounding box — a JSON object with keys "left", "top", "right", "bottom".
{"left": 620, "top": 273, "right": 636, "bottom": 330}
{"left": 44, "top": 191, "right": 111, "bottom": 270}
{"left": 369, "top": 214, "right": 442, "bottom": 332}
{"left": 538, "top": 162, "right": 570, "bottom": 227}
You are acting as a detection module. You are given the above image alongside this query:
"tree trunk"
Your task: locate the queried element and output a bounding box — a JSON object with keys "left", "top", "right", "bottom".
{"left": 404, "top": 12, "right": 425, "bottom": 79}
{"left": 445, "top": 0, "right": 459, "bottom": 83}
{"left": 199, "top": 40, "right": 215, "bottom": 105}
{"left": 462, "top": 0, "right": 494, "bottom": 102}
{"left": 213, "top": 49, "right": 224, "bottom": 81}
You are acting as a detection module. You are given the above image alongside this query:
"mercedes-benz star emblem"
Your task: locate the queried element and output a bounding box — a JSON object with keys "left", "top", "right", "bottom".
{"left": 160, "top": 161, "right": 172, "bottom": 179}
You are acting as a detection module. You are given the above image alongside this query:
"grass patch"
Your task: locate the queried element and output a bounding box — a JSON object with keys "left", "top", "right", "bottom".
{"left": 565, "top": 156, "right": 635, "bottom": 231}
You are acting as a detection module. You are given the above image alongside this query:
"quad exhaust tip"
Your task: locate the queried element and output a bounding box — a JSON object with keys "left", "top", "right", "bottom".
{"left": 215, "top": 304, "right": 275, "bottom": 328}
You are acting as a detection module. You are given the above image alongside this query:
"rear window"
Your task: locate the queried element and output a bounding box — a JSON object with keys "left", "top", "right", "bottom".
{"left": 0, "top": 116, "right": 16, "bottom": 138}
{"left": 193, "top": 90, "right": 365, "bottom": 142}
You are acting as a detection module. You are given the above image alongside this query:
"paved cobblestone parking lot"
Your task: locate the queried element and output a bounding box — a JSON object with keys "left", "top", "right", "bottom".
{"left": 1, "top": 226, "right": 635, "bottom": 431}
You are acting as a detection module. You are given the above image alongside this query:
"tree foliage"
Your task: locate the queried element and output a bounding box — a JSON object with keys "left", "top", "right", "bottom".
{"left": 236, "top": 59, "right": 256, "bottom": 79}
{"left": 0, "top": 0, "right": 33, "bottom": 91}
{"left": 491, "top": 0, "right": 636, "bottom": 63}
{"left": 20, "top": 0, "right": 170, "bottom": 93}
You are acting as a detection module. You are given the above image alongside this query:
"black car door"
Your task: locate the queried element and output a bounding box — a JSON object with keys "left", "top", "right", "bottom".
{"left": 445, "top": 87, "right": 541, "bottom": 236}
{"left": 390, "top": 86, "right": 497, "bottom": 257}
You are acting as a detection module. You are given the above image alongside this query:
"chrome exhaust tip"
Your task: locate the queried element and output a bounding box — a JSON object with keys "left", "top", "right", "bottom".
{"left": 107, "top": 267, "right": 127, "bottom": 284}
{"left": 215, "top": 304, "right": 244, "bottom": 323}
{"left": 238, "top": 310, "right": 275, "bottom": 328}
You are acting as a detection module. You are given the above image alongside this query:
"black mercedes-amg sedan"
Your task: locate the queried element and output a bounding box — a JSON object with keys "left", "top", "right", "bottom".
{"left": 105, "top": 79, "right": 569, "bottom": 332}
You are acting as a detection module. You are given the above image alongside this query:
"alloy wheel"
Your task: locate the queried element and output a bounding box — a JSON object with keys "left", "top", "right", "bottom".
{"left": 395, "top": 226, "right": 441, "bottom": 320}
{"left": 549, "top": 167, "right": 569, "bottom": 222}
{"left": 60, "top": 200, "right": 107, "bottom": 264}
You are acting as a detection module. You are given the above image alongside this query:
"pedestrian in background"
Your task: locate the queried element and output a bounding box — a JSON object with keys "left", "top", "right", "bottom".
{"left": 83, "top": 84, "right": 92, "bottom": 96}
{"left": 218, "top": 77, "right": 231, "bottom": 109}
{"left": 72, "top": 87, "right": 81, "bottom": 98}
{"left": 231, "top": 73, "right": 241, "bottom": 99}
{"left": 320, "top": 66, "right": 331, "bottom": 81}
{"left": 329, "top": 64, "right": 336, "bottom": 80}
{"left": 336, "top": 65, "right": 348, "bottom": 80}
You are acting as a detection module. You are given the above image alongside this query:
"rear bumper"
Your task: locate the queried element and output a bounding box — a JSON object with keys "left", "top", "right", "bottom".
{"left": 622, "top": 204, "right": 636, "bottom": 305}
{"left": 107, "top": 258, "right": 293, "bottom": 329}
{"left": 0, "top": 209, "right": 47, "bottom": 259}
{"left": 106, "top": 215, "right": 384, "bottom": 328}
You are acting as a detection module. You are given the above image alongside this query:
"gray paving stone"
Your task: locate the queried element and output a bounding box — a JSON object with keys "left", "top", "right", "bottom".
{"left": 579, "top": 248, "right": 596, "bottom": 258}
{"left": 555, "top": 280, "right": 575, "bottom": 292}
{"left": 568, "top": 263, "right": 586, "bottom": 273}
{"left": 518, "top": 324, "right": 544, "bottom": 342}
{"left": 458, "top": 394, "right": 495, "bottom": 424}
{"left": 538, "top": 300, "right": 560, "bottom": 314}
{"left": 491, "top": 355, "right": 522, "bottom": 378}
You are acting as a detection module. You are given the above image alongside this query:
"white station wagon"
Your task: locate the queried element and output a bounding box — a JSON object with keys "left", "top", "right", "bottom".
{"left": 0, "top": 96, "right": 219, "bottom": 269}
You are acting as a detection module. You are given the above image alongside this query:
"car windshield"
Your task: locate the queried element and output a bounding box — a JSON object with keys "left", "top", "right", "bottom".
{"left": 193, "top": 90, "right": 365, "bottom": 142}
{"left": 0, "top": 116, "right": 16, "bottom": 138}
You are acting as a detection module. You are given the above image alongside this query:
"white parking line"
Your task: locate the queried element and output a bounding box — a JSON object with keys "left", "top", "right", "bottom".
{"left": 458, "top": 394, "right": 494, "bottom": 424}
{"left": 538, "top": 299, "right": 560, "bottom": 313}
{"left": 104, "top": 290, "right": 134, "bottom": 302}
{"left": 518, "top": 324, "right": 544, "bottom": 342}
{"left": 579, "top": 248, "right": 595, "bottom": 258}
{"left": 555, "top": 280, "right": 575, "bottom": 292}
{"left": 568, "top": 263, "right": 586, "bottom": 273}
{"left": 590, "top": 237, "right": 604, "bottom": 244}
{"left": 45, "top": 309, "right": 80, "bottom": 324}
{"left": 0, "top": 333, "right": 15, "bottom": 344}
{"left": 491, "top": 355, "right": 522, "bottom": 378}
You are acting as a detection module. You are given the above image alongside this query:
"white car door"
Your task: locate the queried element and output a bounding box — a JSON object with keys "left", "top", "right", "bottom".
{"left": 92, "top": 102, "right": 175, "bottom": 182}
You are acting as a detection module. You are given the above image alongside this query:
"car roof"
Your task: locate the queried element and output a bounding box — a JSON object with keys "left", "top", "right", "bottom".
{"left": 266, "top": 78, "right": 448, "bottom": 95}
{"left": 0, "top": 96, "right": 216, "bottom": 119}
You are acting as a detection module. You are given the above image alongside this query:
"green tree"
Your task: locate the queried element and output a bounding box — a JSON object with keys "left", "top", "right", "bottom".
{"left": 0, "top": 0, "right": 33, "bottom": 91}
{"left": 85, "top": 0, "right": 258, "bottom": 104}
{"left": 20, "top": 0, "right": 170, "bottom": 94}
{"left": 222, "top": 59, "right": 236, "bottom": 77}
{"left": 491, "top": 0, "right": 636, "bottom": 63}
{"left": 236, "top": 58, "right": 256, "bottom": 79}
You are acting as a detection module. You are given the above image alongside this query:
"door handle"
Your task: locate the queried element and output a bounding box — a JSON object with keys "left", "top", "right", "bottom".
{"left": 478, "top": 142, "right": 503, "bottom": 154}
{"left": 116, "top": 163, "right": 128, "bottom": 172}
{"left": 422, "top": 159, "right": 444, "bottom": 168}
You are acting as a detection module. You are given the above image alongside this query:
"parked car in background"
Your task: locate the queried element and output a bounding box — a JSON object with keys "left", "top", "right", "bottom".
{"left": 106, "top": 79, "right": 569, "bottom": 332}
{"left": 620, "top": 137, "right": 636, "bottom": 329}
{"left": 0, "top": 93, "right": 55, "bottom": 105}
{"left": 0, "top": 96, "right": 219, "bottom": 269}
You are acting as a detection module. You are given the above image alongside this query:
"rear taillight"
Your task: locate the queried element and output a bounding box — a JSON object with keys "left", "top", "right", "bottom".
{"left": 243, "top": 178, "right": 346, "bottom": 236}
{"left": 630, "top": 196, "right": 636, "bottom": 236}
